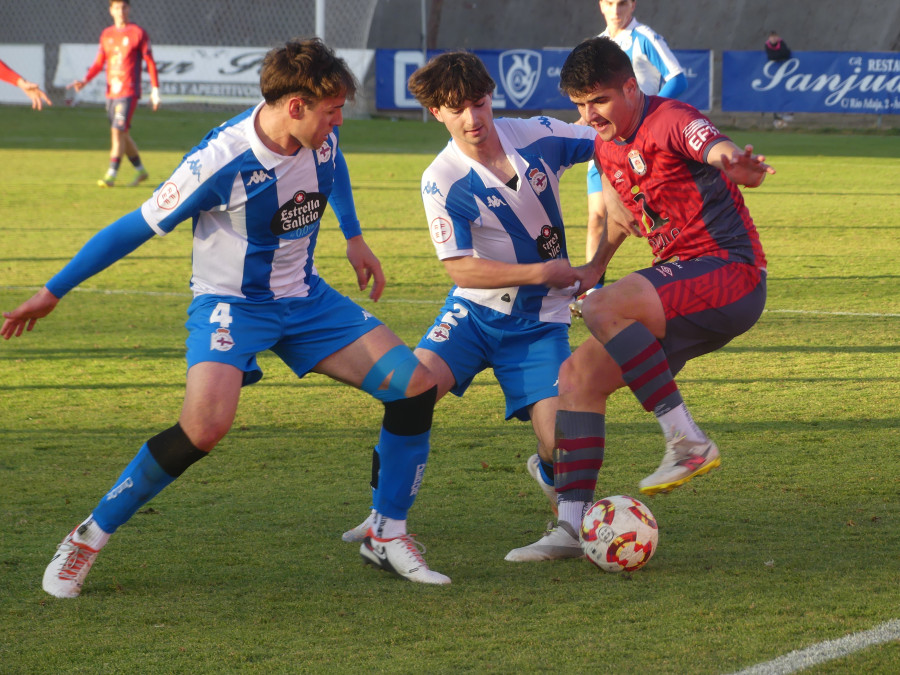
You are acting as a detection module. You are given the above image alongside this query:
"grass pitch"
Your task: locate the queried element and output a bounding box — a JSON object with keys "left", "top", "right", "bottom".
{"left": 1, "top": 105, "right": 898, "bottom": 674}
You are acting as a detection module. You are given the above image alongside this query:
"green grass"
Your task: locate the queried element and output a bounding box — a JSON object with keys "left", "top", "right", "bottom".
{"left": 1, "top": 105, "right": 899, "bottom": 674}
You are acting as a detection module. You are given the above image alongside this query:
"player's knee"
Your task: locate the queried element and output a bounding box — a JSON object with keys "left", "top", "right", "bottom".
{"left": 559, "top": 347, "right": 619, "bottom": 402}
{"left": 383, "top": 385, "right": 437, "bottom": 437}
{"left": 178, "top": 416, "right": 231, "bottom": 452}
{"left": 147, "top": 423, "right": 208, "bottom": 477}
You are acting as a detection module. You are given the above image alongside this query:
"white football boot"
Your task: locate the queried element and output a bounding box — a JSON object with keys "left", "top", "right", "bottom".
{"left": 526, "top": 454, "right": 558, "bottom": 517}
{"left": 504, "top": 521, "right": 584, "bottom": 562}
{"left": 360, "top": 530, "right": 451, "bottom": 585}
{"left": 639, "top": 434, "right": 720, "bottom": 496}
{"left": 342, "top": 509, "right": 376, "bottom": 543}
{"left": 42, "top": 528, "right": 102, "bottom": 598}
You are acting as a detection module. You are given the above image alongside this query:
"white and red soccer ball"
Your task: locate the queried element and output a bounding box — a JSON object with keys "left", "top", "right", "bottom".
{"left": 580, "top": 495, "right": 658, "bottom": 573}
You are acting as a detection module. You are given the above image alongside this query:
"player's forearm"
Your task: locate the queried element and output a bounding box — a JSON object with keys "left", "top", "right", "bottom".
{"left": 46, "top": 210, "right": 156, "bottom": 297}
{"left": 331, "top": 149, "right": 362, "bottom": 239}
{"left": 442, "top": 256, "right": 549, "bottom": 289}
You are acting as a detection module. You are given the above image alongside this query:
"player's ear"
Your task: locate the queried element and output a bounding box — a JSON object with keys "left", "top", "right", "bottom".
{"left": 288, "top": 96, "right": 307, "bottom": 119}
{"left": 428, "top": 106, "right": 443, "bottom": 123}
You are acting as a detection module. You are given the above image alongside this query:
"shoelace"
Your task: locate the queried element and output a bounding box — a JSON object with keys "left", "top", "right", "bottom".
{"left": 397, "top": 534, "right": 428, "bottom": 564}
{"left": 58, "top": 541, "right": 95, "bottom": 581}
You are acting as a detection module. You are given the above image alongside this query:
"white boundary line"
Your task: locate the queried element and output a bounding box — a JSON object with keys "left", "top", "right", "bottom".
{"left": 2, "top": 287, "right": 899, "bottom": 316}
{"left": 728, "top": 619, "right": 900, "bottom": 675}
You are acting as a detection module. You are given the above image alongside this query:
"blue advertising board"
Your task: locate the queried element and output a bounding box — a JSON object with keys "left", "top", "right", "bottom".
{"left": 376, "top": 48, "right": 711, "bottom": 113}
{"left": 723, "top": 51, "right": 900, "bottom": 114}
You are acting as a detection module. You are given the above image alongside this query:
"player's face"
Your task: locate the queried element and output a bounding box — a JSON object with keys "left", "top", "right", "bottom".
{"left": 293, "top": 95, "right": 345, "bottom": 149}
{"left": 600, "top": 0, "right": 636, "bottom": 34}
{"left": 570, "top": 79, "right": 641, "bottom": 142}
{"left": 109, "top": 1, "right": 130, "bottom": 26}
{"left": 431, "top": 96, "right": 495, "bottom": 149}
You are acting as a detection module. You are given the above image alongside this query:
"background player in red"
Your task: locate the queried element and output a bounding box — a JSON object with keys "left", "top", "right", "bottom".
{"left": 513, "top": 37, "right": 774, "bottom": 554}
{"left": 68, "top": 0, "right": 160, "bottom": 187}
{"left": 0, "top": 58, "right": 51, "bottom": 110}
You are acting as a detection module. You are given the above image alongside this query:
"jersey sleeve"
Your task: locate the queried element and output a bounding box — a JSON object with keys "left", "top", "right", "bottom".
{"left": 0, "top": 59, "right": 21, "bottom": 85}
{"left": 83, "top": 38, "right": 107, "bottom": 84}
{"left": 637, "top": 29, "right": 683, "bottom": 81}
{"left": 330, "top": 147, "right": 362, "bottom": 239}
{"left": 45, "top": 210, "right": 156, "bottom": 298}
{"left": 140, "top": 145, "right": 241, "bottom": 235}
{"left": 660, "top": 101, "right": 729, "bottom": 164}
{"left": 421, "top": 164, "right": 479, "bottom": 260}
{"left": 140, "top": 28, "right": 159, "bottom": 88}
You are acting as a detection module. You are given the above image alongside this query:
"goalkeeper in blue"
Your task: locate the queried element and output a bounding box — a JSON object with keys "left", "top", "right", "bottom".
{"left": 339, "top": 51, "right": 601, "bottom": 562}
{"left": 1, "top": 38, "right": 450, "bottom": 595}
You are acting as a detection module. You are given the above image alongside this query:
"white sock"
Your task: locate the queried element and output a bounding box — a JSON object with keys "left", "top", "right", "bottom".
{"left": 373, "top": 514, "right": 406, "bottom": 539}
{"left": 71, "top": 515, "right": 111, "bottom": 550}
{"left": 558, "top": 500, "right": 590, "bottom": 532}
{"left": 657, "top": 403, "right": 706, "bottom": 443}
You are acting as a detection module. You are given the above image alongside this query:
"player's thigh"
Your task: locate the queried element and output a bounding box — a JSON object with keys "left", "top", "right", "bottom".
{"left": 582, "top": 273, "right": 667, "bottom": 340}
{"left": 179, "top": 361, "right": 244, "bottom": 450}
{"left": 315, "top": 324, "right": 435, "bottom": 397}
{"left": 413, "top": 348, "right": 456, "bottom": 401}
{"left": 414, "top": 297, "right": 493, "bottom": 400}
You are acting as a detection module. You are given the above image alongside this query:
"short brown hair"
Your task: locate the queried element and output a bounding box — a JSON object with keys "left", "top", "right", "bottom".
{"left": 260, "top": 38, "right": 357, "bottom": 105}
{"left": 559, "top": 37, "right": 635, "bottom": 98}
{"left": 407, "top": 51, "right": 495, "bottom": 110}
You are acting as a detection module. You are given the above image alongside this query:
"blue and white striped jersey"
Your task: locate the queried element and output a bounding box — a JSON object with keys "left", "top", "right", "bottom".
{"left": 140, "top": 101, "right": 352, "bottom": 301}
{"left": 422, "top": 116, "right": 596, "bottom": 324}
{"left": 600, "top": 19, "right": 683, "bottom": 95}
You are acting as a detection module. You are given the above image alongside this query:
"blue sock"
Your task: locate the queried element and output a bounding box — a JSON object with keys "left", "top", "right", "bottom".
{"left": 538, "top": 458, "right": 554, "bottom": 485}
{"left": 372, "top": 429, "right": 430, "bottom": 520}
{"left": 91, "top": 443, "right": 176, "bottom": 533}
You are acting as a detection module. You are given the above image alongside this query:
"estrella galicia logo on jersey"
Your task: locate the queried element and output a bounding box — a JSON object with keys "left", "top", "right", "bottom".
{"left": 499, "top": 50, "right": 541, "bottom": 108}
{"left": 156, "top": 182, "right": 180, "bottom": 210}
{"left": 245, "top": 169, "right": 272, "bottom": 186}
{"left": 536, "top": 225, "right": 563, "bottom": 260}
{"left": 430, "top": 217, "right": 453, "bottom": 244}
{"left": 423, "top": 181, "right": 443, "bottom": 197}
{"left": 627, "top": 149, "right": 647, "bottom": 176}
{"left": 316, "top": 141, "right": 332, "bottom": 164}
{"left": 270, "top": 190, "right": 327, "bottom": 239}
{"left": 528, "top": 167, "right": 548, "bottom": 194}
{"left": 210, "top": 328, "right": 235, "bottom": 352}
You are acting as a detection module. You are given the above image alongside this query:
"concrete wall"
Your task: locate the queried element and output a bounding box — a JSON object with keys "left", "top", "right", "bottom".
{"left": 371, "top": 0, "right": 900, "bottom": 52}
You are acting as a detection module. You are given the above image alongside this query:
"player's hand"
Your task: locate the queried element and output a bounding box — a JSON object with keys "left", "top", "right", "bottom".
{"left": 19, "top": 80, "right": 51, "bottom": 110}
{"left": 150, "top": 86, "right": 160, "bottom": 112}
{"left": 68, "top": 80, "right": 85, "bottom": 94}
{"left": 573, "top": 260, "right": 606, "bottom": 295}
{"left": 540, "top": 259, "right": 580, "bottom": 289}
{"left": 1, "top": 287, "right": 60, "bottom": 340}
{"left": 721, "top": 144, "right": 776, "bottom": 188}
{"left": 345, "top": 235, "right": 386, "bottom": 302}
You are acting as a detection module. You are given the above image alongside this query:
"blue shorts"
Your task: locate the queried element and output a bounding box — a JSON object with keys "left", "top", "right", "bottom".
{"left": 635, "top": 257, "right": 767, "bottom": 375}
{"left": 107, "top": 96, "right": 138, "bottom": 132}
{"left": 586, "top": 159, "right": 603, "bottom": 194}
{"left": 185, "top": 281, "right": 383, "bottom": 386}
{"left": 416, "top": 296, "right": 570, "bottom": 421}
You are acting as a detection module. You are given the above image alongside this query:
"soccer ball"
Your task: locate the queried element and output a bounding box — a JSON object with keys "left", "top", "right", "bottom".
{"left": 580, "top": 495, "right": 658, "bottom": 573}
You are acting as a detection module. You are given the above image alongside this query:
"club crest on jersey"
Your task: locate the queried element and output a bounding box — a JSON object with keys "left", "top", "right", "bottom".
{"left": 528, "top": 167, "right": 548, "bottom": 194}
{"left": 428, "top": 322, "right": 453, "bottom": 343}
{"left": 430, "top": 217, "right": 453, "bottom": 244}
{"left": 627, "top": 150, "right": 647, "bottom": 175}
{"left": 498, "top": 50, "right": 541, "bottom": 108}
{"left": 210, "top": 328, "right": 235, "bottom": 352}
{"left": 536, "top": 224, "right": 564, "bottom": 260}
{"left": 316, "top": 141, "right": 332, "bottom": 163}
{"left": 270, "top": 190, "right": 327, "bottom": 239}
